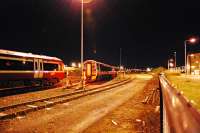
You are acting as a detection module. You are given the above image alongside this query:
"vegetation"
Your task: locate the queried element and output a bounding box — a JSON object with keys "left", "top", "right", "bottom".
{"left": 166, "top": 73, "right": 200, "bottom": 110}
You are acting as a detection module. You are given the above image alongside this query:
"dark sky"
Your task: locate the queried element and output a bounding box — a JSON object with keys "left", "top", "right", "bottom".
{"left": 0, "top": 0, "right": 200, "bottom": 68}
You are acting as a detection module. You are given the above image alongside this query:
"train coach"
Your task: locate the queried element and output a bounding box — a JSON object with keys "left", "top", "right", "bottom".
{"left": 0, "top": 49, "right": 65, "bottom": 88}
{"left": 84, "top": 60, "right": 119, "bottom": 82}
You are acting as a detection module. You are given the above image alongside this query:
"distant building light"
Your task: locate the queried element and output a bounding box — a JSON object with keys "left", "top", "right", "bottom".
{"left": 71, "top": 62, "right": 76, "bottom": 67}
{"left": 146, "top": 68, "right": 151, "bottom": 72}
{"left": 78, "top": 63, "right": 81, "bottom": 68}
{"left": 169, "top": 63, "right": 174, "bottom": 67}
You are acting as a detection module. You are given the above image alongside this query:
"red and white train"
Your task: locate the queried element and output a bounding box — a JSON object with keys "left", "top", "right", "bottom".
{"left": 84, "top": 60, "right": 119, "bottom": 82}
{"left": 0, "top": 49, "right": 65, "bottom": 88}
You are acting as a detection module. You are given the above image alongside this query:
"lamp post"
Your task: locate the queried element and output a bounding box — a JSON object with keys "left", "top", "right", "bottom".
{"left": 81, "top": 0, "right": 84, "bottom": 89}
{"left": 174, "top": 51, "right": 176, "bottom": 68}
{"left": 120, "top": 48, "right": 122, "bottom": 70}
{"left": 174, "top": 51, "right": 176, "bottom": 70}
{"left": 80, "top": 0, "right": 93, "bottom": 89}
{"left": 168, "top": 59, "right": 170, "bottom": 70}
{"left": 184, "top": 38, "right": 196, "bottom": 74}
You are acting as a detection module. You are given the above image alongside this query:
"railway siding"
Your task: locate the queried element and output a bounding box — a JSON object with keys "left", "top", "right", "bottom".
{"left": 0, "top": 78, "right": 132, "bottom": 120}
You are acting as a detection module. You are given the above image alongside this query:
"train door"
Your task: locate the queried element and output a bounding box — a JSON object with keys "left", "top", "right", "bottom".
{"left": 86, "top": 63, "right": 92, "bottom": 78}
{"left": 38, "top": 59, "right": 43, "bottom": 78}
{"left": 34, "top": 59, "right": 43, "bottom": 78}
{"left": 91, "top": 63, "right": 98, "bottom": 81}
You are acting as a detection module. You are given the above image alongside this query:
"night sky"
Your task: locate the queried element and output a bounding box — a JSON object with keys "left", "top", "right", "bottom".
{"left": 1, "top": 0, "right": 200, "bottom": 68}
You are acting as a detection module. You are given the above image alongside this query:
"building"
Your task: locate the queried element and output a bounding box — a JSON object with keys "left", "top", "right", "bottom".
{"left": 187, "top": 53, "right": 200, "bottom": 75}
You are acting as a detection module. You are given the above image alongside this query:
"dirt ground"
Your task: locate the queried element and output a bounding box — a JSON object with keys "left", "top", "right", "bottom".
{"left": 0, "top": 78, "right": 123, "bottom": 107}
{"left": 0, "top": 74, "right": 160, "bottom": 133}
{"left": 83, "top": 76, "right": 160, "bottom": 133}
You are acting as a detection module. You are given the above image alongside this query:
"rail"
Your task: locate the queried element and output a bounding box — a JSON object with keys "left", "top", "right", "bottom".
{"left": 159, "top": 74, "right": 200, "bottom": 133}
{"left": 0, "top": 78, "right": 133, "bottom": 120}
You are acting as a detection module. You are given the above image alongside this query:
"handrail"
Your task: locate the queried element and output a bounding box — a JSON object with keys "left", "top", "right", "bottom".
{"left": 159, "top": 74, "right": 200, "bottom": 133}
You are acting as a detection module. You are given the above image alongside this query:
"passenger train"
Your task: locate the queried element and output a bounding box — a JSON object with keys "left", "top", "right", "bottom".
{"left": 0, "top": 49, "right": 65, "bottom": 88}
{"left": 84, "top": 60, "right": 119, "bottom": 82}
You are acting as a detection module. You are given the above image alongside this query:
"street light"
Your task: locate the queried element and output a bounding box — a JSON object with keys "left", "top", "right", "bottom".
{"left": 80, "top": 0, "right": 93, "bottom": 89}
{"left": 184, "top": 38, "right": 197, "bottom": 74}
{"left": 81, "top": 0, "right": 84, "bottom": 89}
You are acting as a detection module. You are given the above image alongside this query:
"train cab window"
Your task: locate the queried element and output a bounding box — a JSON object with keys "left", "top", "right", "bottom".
{"left": 44, "top": 63, "right": 59, "bottom": 71}
{"left": 0, "top": 58, "right": 34, "bottom": 70}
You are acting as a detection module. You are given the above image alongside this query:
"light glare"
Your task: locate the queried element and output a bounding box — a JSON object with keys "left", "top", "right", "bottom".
{"left": 80, "top": 0, "right": 93, "bottom": 4}
{"left": 189, "top": 38, "right": 196, "bottom": 43}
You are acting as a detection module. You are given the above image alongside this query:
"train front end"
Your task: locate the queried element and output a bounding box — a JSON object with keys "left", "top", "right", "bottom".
{"left": 84, "top": 60, "right": 98, "bottom": 82}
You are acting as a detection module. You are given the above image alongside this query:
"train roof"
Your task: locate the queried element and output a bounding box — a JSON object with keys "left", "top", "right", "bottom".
{"left": 0, "top": 49, "right": 63, "bottom": 62}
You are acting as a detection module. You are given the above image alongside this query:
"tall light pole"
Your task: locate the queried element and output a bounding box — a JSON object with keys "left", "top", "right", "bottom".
{"left": 174, "top": 51, "right": 176, "bottom": 68}
{"left": 168, "top": 59, "right": 169, "bottom": 70}
{"left": 120, "top": 48, "right": 122, "bottom": 69}
{"left": 81, "top": 0, "right": 84, "bottom": 89}
{"left": 184, "top": 38, "right": 196, "bottom": 74}
{"left": 80, "top": 0, "right": 93, "bottom": 89}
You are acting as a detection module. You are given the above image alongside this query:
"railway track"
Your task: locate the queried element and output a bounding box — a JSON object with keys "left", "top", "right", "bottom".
{"left": 0, "top": 85, "right": 46, "bottom": 97}
{"left": 0, "top": 80, "right": 81, "bottom": 97}
{"left": 0, "top": 78, "right": 133, "bottom": 120}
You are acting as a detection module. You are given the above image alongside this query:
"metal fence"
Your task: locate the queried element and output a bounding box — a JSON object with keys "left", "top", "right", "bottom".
{"left": 159, "top": 74, "right": 200, "bottom": 133}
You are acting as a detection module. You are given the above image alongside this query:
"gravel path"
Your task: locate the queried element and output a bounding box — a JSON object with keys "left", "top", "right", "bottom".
{"left": 83, "top": 75, "right": 160, "bottom": 133}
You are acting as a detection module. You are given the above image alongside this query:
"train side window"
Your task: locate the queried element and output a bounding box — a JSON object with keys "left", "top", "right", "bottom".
{"left": 44, "top": 63, "right": 58, "bottom": 71}
{"left": 23, "top": 61, "right": 34, "bottom": 70}
{"left": 100, "top": 65, "right": 112, "bottom": 71}
{"left": 97, "top": 64, "right": 101, "bottom": 71}
{"left": 0, "top": 58, "right": 34, "bottom": 70}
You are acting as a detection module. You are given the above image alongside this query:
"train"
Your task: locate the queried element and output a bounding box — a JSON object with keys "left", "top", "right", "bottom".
{"left": 0, "top": 49, "right": 65, "bottom": 88}
{"left": 84, "top": 60, "right": 119, "bottom": 82}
